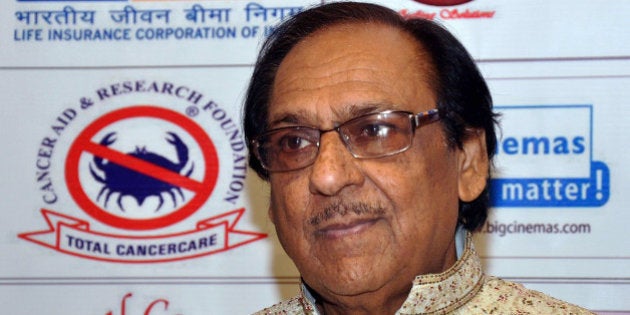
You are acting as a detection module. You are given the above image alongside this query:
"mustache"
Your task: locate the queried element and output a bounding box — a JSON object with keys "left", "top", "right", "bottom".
{"left": 309, "top": 201, "right": 386, "bottom": 226}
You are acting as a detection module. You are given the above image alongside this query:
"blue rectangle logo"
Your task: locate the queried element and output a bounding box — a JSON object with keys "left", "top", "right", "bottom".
{"left": 490, "top": 105, "right": 609, "bottom": 207}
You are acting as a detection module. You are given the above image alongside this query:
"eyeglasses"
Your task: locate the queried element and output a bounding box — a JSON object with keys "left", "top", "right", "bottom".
{"left": 251, "top": 109, "right": 439, "bottom": 172}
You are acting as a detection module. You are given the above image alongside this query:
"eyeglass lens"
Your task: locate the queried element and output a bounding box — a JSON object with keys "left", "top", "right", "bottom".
{"left": 255, "top": 111, "right": 419, "bottom": 172}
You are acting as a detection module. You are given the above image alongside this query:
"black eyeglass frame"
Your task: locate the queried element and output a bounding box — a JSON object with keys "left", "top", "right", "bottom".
{"left": 251, "top": 108, "right": 440, "bottom": 172}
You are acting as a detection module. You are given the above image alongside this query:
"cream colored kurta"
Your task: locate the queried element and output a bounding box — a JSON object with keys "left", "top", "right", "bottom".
{"left": 254, "top": 234, "right": 594, "bottom": 314}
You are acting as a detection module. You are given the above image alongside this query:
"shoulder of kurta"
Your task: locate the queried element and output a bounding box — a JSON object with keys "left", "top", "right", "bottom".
{"left": 453, "top": 276, "right": 595, "bottom": 314}
{"left": 252, "top": 294, "right": 314, "bottom": 315}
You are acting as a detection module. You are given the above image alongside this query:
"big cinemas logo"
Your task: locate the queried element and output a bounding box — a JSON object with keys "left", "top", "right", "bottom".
{"left": 19, "top": 79, "right": 266, "bottom": 263}
{"left": 491, "top": 105, "right": 610, "bottom": 208}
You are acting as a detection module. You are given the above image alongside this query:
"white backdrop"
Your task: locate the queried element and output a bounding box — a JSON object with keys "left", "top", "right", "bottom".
{"left": 1, "top": 0, "right": 629, "bottom": 314}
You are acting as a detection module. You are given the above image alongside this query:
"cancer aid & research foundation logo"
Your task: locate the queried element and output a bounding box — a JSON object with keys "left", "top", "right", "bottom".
{"left": 491, "top": 105, "right": 610, "bottom": 207}
{"left": 20, "top": 80, "right": 266, "bottom": 263}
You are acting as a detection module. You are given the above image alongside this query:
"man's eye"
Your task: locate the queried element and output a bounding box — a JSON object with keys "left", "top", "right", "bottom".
{"left": 278, "top": 135, "right": 313, "bottom": 151}
{"left": 359, "top": 123, "right": 392, "bottom": 138}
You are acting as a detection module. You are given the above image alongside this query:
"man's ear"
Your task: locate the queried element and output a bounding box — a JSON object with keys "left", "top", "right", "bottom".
{"left": 457, "top": 129, "right": 489, "bottom": 202}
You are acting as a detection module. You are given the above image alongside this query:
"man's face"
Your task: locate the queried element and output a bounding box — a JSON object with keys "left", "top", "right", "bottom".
{"left": 266, "top": 23, "right": 487, "bottom": 304}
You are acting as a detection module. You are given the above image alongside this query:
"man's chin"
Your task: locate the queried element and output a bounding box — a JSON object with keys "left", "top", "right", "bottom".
{"left": 308, "top": 271, "right": 386, "bottom": 299}
{"left": 301, "top": 254, "right": 394, "bottom": 298}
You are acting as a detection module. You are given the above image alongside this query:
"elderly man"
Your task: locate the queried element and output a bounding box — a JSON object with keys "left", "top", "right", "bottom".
{"left": 244, "top": 2, "right": 592, "bottom": 314}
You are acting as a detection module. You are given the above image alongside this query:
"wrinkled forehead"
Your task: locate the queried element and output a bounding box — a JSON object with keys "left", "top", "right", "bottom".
{"left": 268, "top": 22, "right": 437, "bottom": 127}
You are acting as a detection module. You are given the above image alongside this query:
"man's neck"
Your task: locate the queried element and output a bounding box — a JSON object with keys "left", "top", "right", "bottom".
{"left": 315, "top": 283, "right": 410, "bottom": 315}
{"left": 303, "top": 228, "right": 466, "bottom": 314}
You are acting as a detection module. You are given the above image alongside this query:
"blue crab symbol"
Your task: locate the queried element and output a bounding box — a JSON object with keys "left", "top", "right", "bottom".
{"left": 89, "top": 132, "right": 194, "bottom": 212}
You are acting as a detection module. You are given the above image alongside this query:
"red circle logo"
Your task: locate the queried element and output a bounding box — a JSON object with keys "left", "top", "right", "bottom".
{"left": 65, "top": 106, "right": 219, "bottom": 230}
{"left": 412, "top": 0, "right": 472, "bottom": 6}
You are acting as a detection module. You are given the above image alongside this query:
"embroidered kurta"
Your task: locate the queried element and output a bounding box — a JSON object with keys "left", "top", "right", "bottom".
{"left": 254, "top": 234, "right": 593, "bottom": 314}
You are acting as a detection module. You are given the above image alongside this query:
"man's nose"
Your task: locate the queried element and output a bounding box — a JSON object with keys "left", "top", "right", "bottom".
{"left": 308, "top": 132, "right": 364, "bottom": 196}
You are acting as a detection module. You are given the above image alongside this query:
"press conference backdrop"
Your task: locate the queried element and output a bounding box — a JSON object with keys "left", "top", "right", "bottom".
{"left": 1, "top": 0, "right": 628, "bottom": 314}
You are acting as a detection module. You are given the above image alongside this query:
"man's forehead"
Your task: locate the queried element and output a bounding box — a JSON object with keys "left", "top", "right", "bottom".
{"left": 281, "top": 22, "right": 418, "bottom": 67}
{"left": 267, "top": 22, "right": 436, "bottom": 127}
{"left": 267, "top": 102, "right": 398, "bottom": 127}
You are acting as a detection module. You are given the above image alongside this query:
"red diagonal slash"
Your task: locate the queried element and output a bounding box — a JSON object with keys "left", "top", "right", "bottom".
{"left": 84, "top": 141, "right": 203, "bottom": 193}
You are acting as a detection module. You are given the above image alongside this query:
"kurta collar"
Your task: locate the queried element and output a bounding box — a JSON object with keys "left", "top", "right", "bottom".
{"left": 398, "top": 232, "right": 484, "bottom": 314}
{"left": 300, "top": 232, "right": 484, "bottom": 315}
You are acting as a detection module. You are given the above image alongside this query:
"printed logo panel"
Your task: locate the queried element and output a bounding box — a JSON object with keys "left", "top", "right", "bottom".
{"left": 491, "top": 105, "right": 610, "bottom": 207}
{"left": 411, "top": 0, "right": 473, "bottom": 6}
{"left": 19, "top": 79, "right": 266, "bottom": 263}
